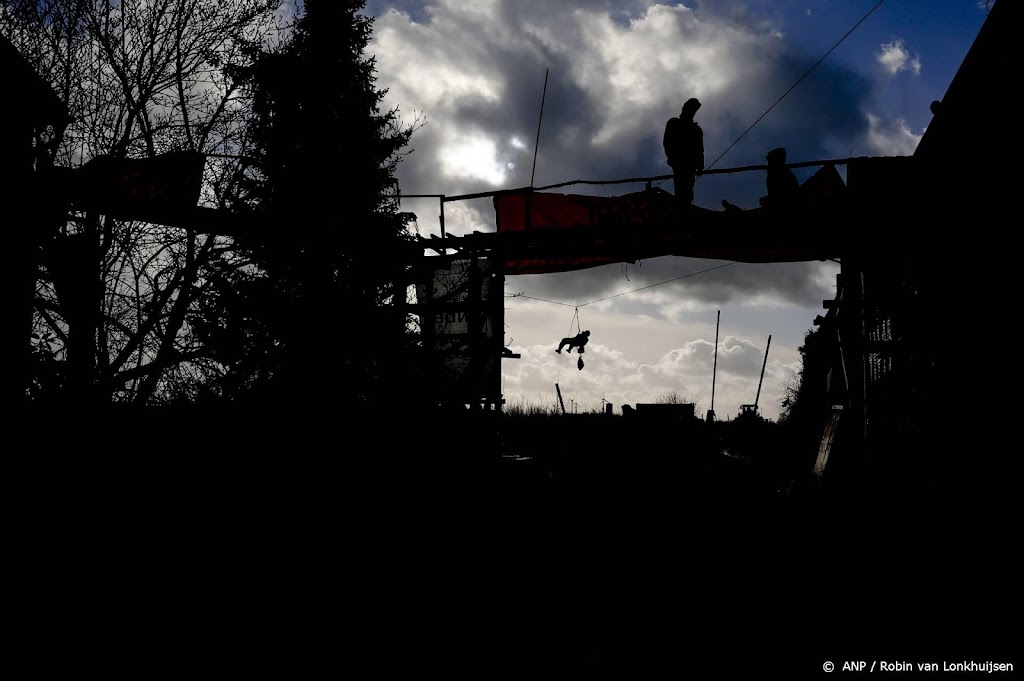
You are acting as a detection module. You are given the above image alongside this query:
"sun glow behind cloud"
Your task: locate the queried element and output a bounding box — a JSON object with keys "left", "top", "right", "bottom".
{"left": 441, "top": 132, "right": 507, "bottom": 185}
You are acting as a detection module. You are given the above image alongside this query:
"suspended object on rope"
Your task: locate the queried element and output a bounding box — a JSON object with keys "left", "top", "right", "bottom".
{"left": 554, "top": 307, "right": 591, "bottom": 370}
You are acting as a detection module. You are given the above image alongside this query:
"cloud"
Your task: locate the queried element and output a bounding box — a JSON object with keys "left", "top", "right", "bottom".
{"left": 509, "top": 258, "right": 839, "bottom": 314}
{"left": 863, "top": 112, "right": 923, "bottom": 156}
{"left": 876, "top": 37, "right": 921, "bottom": 76}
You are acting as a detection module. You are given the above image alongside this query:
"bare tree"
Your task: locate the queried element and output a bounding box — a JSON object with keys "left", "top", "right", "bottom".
{"left": 1, "top": 0, "right": 288, "bottom": 404}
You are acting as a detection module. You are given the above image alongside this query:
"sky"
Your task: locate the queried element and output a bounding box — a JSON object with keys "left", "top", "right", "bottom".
{"left": 355, "top": 0, "right": 991, "bottom": 419}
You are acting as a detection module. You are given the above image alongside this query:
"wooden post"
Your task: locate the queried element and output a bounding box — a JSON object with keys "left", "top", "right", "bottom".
{"left": 754, "top": 334, "right": 772, "bottom": 411}
{"left": 814, "top": 406, "right": 844, "bottom": 477}
{"left": 6, "top": 118, "right": 36, "bottom": 408}
{"left": 530, "top": 68, "right": 549, "bottom": 188}
{"left": 708, "top": 310, "right": 719, "bottom": 422}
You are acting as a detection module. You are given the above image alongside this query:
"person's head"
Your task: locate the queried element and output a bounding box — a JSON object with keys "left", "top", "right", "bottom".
{"left": 681, "top": 97, "right": 701, "bottom": 118}
{"left": 766, "top": 147, "right": 787, "bottom": 165}
{"left": 582, "top": 330, "right": 590, "bottom": 337}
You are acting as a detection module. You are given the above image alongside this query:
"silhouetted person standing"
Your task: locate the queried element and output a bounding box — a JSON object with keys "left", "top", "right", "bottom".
{"left": 663, "top": 97, "right": 704, "bottom": 205}
{"left": 759, "top": 147, "right": 799, "bottom": 209}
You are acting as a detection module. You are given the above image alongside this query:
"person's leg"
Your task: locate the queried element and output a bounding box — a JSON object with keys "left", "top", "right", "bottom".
{"left": 681, "top": 172, "right": 695, "bottom": 204}
{"left": 672, "top": 171, "right": 694, "bottom": 206}
{"left": 556, "top": 337, "right": 569, "bottom": 353}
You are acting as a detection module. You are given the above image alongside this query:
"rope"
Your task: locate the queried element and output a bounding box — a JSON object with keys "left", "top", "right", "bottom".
{"left": 705, "top": 0, "right": 888, "bottom": 172}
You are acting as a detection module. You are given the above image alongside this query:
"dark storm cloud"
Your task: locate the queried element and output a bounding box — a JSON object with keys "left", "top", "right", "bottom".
{"left": 701, "top": 39, "right": 872, "bottom": 173}
{"left": 363, "top": 1, "right": 431, "bottom": 24}
{"left": 446, "top": 51, "right": 603, "bottom": 190}
{"left": 510, "top": 257, "right": 837, "bottom": 311}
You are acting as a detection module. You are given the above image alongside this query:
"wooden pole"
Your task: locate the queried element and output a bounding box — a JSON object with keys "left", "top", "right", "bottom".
{"left": 709, "top": 310, "right": 720, "bottom": 421}
{"left": 556, "top": 383, "right": 566, "bottom": 415}
{"left": 754, "top": 334, "right": 772, "bottom": 410}
{"left": 530, "top": 68, "right": 549, "bottom": 188}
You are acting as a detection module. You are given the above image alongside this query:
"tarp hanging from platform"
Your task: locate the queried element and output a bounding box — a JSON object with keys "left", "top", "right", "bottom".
{"left": 494, "top": 188, "right": 670, "bottom": 274}
{"left": 493, "top": 188, "right": 671, "bottom": 274}
{"left": 494, "top": 189, "right": 659, "bottom": 232}
{"left": 493, "top": 166, "right": 848, "bottom": 275}
{"left": 50, "top": 151, "right": 208, "bottom": 225}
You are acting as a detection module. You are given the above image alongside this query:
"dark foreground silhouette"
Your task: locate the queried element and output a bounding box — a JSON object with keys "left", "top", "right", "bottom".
{"left": 11, "top": 402, "right": 1014, "bottom": 674}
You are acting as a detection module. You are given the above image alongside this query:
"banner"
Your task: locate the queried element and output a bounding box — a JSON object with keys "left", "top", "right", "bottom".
{"left": 494, "top": 188, "right": 669, "bottom": 273}
{"left": 494, "top": 188, "right": 661, "bottom": 232}
{"left": 494, "top": 170, "right": 847, "bottom": 274}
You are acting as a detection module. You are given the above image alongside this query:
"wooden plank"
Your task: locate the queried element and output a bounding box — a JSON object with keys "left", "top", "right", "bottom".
{"left": 813, "top": 406, "right": 843, "bottom": 477}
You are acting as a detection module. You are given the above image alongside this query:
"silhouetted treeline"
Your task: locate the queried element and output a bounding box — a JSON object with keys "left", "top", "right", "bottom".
{"left": 777, "top": 326, "right": 833, "bottom": 460}
{"left": 193, "top": 0, "right": 426, "bottom": 411}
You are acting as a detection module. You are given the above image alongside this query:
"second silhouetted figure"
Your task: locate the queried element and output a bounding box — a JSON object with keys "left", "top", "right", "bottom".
{"left": 664, "top": 97, "right": 704, "bottom": 206}
{"left": 759, "top": 147, "right": 800, "bottom": 209}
